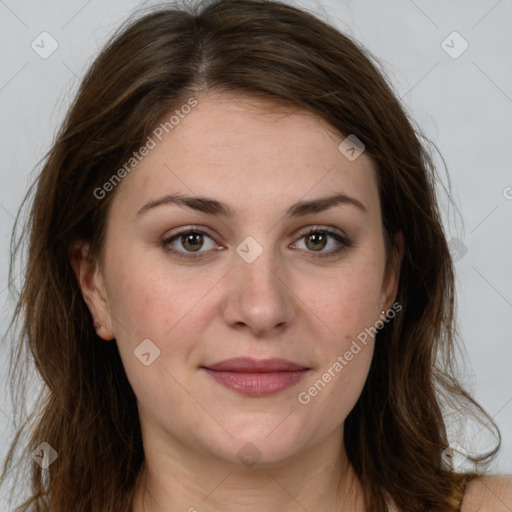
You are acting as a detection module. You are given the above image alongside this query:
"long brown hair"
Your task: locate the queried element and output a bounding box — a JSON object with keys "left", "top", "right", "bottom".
{"left": 1, "top": 1, "right": 500, "bottom": 510}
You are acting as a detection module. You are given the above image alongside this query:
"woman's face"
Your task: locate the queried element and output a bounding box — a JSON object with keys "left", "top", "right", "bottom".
{"left": 81, "top": 92, "right": 400, "bottom": 467}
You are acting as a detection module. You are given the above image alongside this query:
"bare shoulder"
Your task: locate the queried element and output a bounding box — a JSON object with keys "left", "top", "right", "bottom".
{"left": 461, "top": 474, "right": 512, "bottom": 512}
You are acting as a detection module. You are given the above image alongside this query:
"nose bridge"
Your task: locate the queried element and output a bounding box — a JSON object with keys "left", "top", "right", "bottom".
{"left": 221, "top": 235, "right": 296, "bottom": 334}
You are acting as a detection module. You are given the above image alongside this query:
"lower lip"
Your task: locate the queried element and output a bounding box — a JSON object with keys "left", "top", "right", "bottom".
{"left": 203, "top": 369, "right": 308, "bottom": 397}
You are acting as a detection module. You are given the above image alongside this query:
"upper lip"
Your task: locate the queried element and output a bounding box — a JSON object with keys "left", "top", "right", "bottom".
{"left": 203, "top": 357, "right": 308, "bottom": 372}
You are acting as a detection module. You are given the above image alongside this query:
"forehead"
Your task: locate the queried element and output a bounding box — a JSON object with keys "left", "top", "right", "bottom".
{"left": 111, "top": 92, "right": 380, "bottom": 219}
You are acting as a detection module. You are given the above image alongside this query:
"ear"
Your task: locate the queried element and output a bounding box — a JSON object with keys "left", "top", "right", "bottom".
{"left": 69, "top": 241, "right": 115, "bottom": 340}
{"left": 380, "top": 230, "right": 404, "bottom": 313}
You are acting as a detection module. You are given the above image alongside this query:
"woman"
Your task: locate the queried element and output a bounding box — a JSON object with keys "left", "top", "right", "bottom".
{"left": 1, "top": 0, "right": 511, "bottom": 510}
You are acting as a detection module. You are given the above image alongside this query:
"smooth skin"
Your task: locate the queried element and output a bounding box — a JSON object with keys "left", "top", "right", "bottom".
{"left": 70, "top": 92, "right": 512, "bottom": 512}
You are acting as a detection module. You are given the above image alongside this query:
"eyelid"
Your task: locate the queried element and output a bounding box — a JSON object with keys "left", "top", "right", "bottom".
{"left": 163, "top": 224, "right": 217, "bottom": 240}
{"left": 294, "top": 224, "right": 347, "bottom": 239}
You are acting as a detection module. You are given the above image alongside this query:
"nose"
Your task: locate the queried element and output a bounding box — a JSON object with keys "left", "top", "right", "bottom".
{"left": 220, "top": 245, "right": 297, "bottom": 337}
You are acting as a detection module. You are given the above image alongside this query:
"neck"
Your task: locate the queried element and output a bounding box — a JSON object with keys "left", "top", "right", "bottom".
{"left": 131, "top": 426, "right": 365, "bottom": 512}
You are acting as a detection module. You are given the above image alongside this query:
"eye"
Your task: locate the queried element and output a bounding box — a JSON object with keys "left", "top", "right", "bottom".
{"left": 161, "top": 225, "right": 351, "bottom": 261}
{"left": 161, "top": 228, "right": 219, "bottom": 260}
{"left": 291, "top": 226, "right": 351, "bottom": 258}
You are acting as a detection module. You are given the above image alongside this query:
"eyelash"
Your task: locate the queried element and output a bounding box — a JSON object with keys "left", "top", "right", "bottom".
{"left": 161, "top": 225, "right": 352, "bottom": 261}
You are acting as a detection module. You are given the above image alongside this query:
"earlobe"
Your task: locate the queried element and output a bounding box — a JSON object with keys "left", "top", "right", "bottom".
{"left": 69, "top": 241, "right": 115, "bottom": 340}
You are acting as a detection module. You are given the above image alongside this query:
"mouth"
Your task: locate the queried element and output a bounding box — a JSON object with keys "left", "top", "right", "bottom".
{"left": 201, "top": 357, "right": 310, "bottom": 397}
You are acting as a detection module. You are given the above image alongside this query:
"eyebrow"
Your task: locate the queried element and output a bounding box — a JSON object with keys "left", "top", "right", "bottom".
{"left": 136, "top": 192, "right": 368, "bottom": 218}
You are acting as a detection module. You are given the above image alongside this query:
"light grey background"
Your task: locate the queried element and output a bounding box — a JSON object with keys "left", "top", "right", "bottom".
{"left": 1, "top": 0, "right": 511, "bottom": 505}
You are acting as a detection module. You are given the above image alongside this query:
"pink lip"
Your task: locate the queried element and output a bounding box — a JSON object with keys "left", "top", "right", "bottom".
{"left": 205, "top": 357, "right": 307, "bottom": 372}
{"left": 202, "top": 357, "right": 309, "bottom": 397}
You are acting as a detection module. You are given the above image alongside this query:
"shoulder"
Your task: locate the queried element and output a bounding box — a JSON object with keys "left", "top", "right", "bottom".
{"left": 460, "top": 474, "right": 512, "bottom": 512}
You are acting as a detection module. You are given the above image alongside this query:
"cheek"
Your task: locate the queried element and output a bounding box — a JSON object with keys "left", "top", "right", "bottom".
{"left": 105, "top": 252, "right": 214, "bottom": 340}
{"left": 320, "top": 349, "right": 373, "bottom": 424}
{"left": 295, "top": 255, "right": 382, "bottom": 412}
{"left": 105, "top": 262, "right": 202, "bottom": 410}
{"left": 302, "top": 260, "right": 384, "bottom": 340}
{"left": 297, "top": 321, "right": 375, "bottom": 428}
{"left": 103, "top": 250, "right": 224, "bottom": 399}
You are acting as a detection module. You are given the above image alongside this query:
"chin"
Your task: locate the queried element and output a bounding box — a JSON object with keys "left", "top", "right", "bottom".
{"left": 200, "top": 417, "right": 314, "bottom": 468}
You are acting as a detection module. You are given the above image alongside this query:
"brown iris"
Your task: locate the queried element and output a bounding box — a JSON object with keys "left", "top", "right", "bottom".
{"left": 305, "top": 232, "right": 327, "bottom": 251}
{"left": 181, "top": 232, "right": 204, "bottom": 251}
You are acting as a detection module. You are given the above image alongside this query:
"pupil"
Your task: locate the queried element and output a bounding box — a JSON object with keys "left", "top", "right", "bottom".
{"left": 183, "top": 233, "right": 203, "bottom": 251}
{"left": 306, "top": 233, "right": 326, "bottom": 251}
